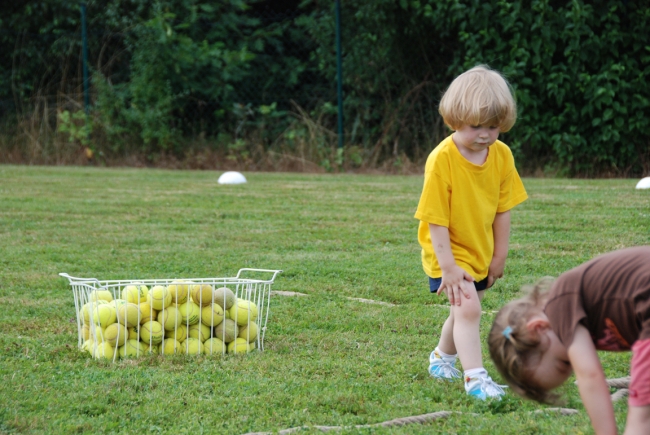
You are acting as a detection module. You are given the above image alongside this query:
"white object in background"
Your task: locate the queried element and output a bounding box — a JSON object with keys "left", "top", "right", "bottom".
{"left": 218, "top": 171, "right": 247, "bottom": 185}
{"left": 636, "top": 177, "right": 650, "bottom": 190}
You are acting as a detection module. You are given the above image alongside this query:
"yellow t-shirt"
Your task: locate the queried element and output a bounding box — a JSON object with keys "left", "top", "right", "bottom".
{"left": 414, "top": 135, "right": 528, "bottom": 280}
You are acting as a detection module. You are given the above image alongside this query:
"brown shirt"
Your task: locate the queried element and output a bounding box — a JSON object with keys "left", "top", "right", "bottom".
{"left": 544, "top": 246, "right": 650, "bottom": 351}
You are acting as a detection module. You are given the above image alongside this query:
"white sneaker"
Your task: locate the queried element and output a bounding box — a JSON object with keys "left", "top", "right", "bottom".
{"left": 428, "top": 350, "right": 461, "bottom": 381}
{"left": 465, "top": 375, "right": 507, "bottom": 400}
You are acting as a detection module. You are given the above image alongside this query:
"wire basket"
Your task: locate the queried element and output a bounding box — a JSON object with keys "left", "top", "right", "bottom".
{"left": 60, "top": 268, "right": 281, "bottom": 361}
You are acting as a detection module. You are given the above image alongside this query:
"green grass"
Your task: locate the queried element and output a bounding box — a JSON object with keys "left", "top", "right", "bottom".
{"left": 1, "top": 165, "right": 648, "bottom": 434}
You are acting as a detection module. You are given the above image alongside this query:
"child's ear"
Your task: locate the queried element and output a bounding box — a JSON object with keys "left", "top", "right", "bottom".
{"left": 526, "top": 316, "right": 550, "bottom": 333}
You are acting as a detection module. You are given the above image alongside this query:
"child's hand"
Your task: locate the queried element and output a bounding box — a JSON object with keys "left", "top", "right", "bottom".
{"left": 439, "top": 265, "right": 475, "bottom": 306}
{"left": 487, "top": 256, "right": 506, "bottom": 288}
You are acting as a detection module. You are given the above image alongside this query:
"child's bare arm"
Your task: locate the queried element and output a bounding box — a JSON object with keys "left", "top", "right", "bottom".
{"left": 488, "top": 210, "right": 511, "bottom": 288}
{"left": 567, "top": 325, "right": 617, "bottom": 435}
{"left": 429, "top": 223, "right": 474, "bottom": 306}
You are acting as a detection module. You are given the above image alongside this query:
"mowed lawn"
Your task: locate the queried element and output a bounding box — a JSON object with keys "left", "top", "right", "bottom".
{"left": 1, "top": 165, "right": 649, "bottom": 435}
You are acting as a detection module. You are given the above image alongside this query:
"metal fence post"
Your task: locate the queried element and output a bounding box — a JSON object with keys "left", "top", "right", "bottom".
{"left": 80, "top": 2, "right": 90, "bottom": 114}
{"left": 336, "top": 0, "right": 343, "bottom": 153}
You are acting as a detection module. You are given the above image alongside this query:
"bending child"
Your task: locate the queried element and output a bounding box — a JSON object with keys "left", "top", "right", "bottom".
{"left": 489, "top": 246, "right": 650, "bottom": 435}
{"left": 414, "top": 65, "right": 528, "bottom": 399}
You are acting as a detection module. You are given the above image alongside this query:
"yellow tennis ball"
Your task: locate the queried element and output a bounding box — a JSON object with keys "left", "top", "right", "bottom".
{"left": 140, "top": 321, "right": 163, "bottom": 345}
{"left": 190, "top": 283, "right": 214, "bottom": 307}
{"left": 203, "top": 337, "right": 225, "bottom": 355}
{"left": 104, "top": 323, "right": 128, "bottom": 347}
{"left": 81, "top": 339, "right": 95, "bottom": 354}
{"left": 168, "top": 280, "right": 191, "bottom": 304}
{"left": 165, "top": 324, "right": 188, "bottom": 343}
{"left": 93, "top": 341, "right": 115, "bottom": 360}
{"left": 81, "top": 324, "right": 92, "bottom": 341}
{"left": 111, "top": 298, "right": 127, "bottom": 310}
{"left": 80, "top": 301, "right": 105, "bottom": 324}
{"left": 178, "top": 301, "right": 201, "bottom": 325}
{"left": 238, "top": 322, "right": 259, "bottom": 343}
{"left": 128, "top": 327, "right": 139, "bottom": 340}
{"left": 121, "top": 283, "right": 149, "bottom": 304}
{"left": 148, "top": 285, "right": 172, "bottom": 310}
{"left": 160, "top": 338, "right": 183, "bottom": 355}
{"left": 91, "top": 326, "right": 106, "bottom": 343}
{"left": 119, "top": 339, "right": 146, "bottom": 358}
{"left": 144, "top": 343, "right": 159, "bottom": 354}
{"left": 138, "top": 302, "right": 157, "bottom": 324}
{"left": 200, "top": 303, "right": 224, "bottom": 327}
{"left": 213, "top": 287, "right": 236, "bottom": 310}
{"left": 89, "top": 289, "right": 114, "bottom": 303}
{"left": 214, "top": 319, "right": 238, "bottom": 343}
{"left": 92, "top": 304, "right": 117, "bottom": 328}
{"left": 227, "top": 337, "right": 251, "bottom": 354}
{"left": 117, "top": 303, "right": 142, "bottom": 328}
{"left": 228, "top": 299, "right": 258, "bottom": 326}
{"left": 184, "top": 337, "right": 204, "bottom": 355}
{"left": 188, "top": 323, "right": 211, "bottom": 342}
{"left": 157, "top": 306, "right": 182, "bottom": 331}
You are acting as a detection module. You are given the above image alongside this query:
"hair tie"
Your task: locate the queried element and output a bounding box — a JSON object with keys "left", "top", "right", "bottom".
{"left": 502, "top": 325, "right": 513, "bottom": 341}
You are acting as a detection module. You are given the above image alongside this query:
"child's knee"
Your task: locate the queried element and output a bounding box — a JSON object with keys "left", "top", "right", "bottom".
{"left": 453, "top": 297, "right": 482, "bottom": 322}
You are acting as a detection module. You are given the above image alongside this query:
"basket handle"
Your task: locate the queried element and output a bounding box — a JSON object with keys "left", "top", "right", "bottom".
{"left": 235, "top": 268, "right": 282, "bottom": 282}
{"left": 59, "top": 272, "right": 102, "bottom": 285}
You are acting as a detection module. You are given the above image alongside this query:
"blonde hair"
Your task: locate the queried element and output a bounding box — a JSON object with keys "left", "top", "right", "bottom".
{"left": 488, "top": 277, "right": 560, "bottom": 404}
{"left": 439, "top": 65, "right": 517, "bottom": 132}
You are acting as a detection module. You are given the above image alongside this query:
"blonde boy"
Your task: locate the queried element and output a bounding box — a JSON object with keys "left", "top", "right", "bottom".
{"left": 414, "top": 65, "right": 528, "bottom": 399}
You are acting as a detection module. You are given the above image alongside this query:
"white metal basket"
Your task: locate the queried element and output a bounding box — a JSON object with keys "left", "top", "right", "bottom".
{"left": 60, "top": 268, "right": 281, "bottom": 361}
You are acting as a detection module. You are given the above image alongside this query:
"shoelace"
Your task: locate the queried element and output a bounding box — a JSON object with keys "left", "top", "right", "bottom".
{"left": 431, "top": 360, "right": 461, "bottom": 378}
{"left": 476, "top": 376, "right": 508, "bottom": 396}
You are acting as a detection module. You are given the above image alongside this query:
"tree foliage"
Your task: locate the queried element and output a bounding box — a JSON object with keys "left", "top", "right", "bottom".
{"left": 1, "top": 0, "right": 649, "bottom": 175}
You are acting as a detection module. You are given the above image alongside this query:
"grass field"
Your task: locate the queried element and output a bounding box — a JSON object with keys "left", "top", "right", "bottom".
{"left": 1, "top": 165, "right": 649, "bottom": 435}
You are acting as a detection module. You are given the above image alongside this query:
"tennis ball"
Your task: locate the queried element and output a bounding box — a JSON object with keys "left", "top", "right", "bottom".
{"left": 81, "top": 339, "right": 95, "bottom": 354}
{"left": 92, "top": 304, "right": 117, "bottom": 328}
{"left": 92, "top": 341, "right": 115, "bottom": 360}
{"left": 91, "top": 326, "right": 106, "bottom": 343}
{"left": 178, "top": 301, "right": 201, "bottom": 325}
{"left": 168, "top": 280, "right": 191, "bottom": 304}
{"left": 144, "top": 343, "right": 159, "bottom": 354}
{"left": 128, "top": 327, "right": 139, "bottom": 340}
{"left": 238, "top": 321, "right": 259, "bottom": 343}
{"left": 138, "top": 302, "right": 157, "bottom": 324}
{"left": 117, "top": 303, "right": 142, "bottom": 328}
{"left": 140, "top": 321, "right": 163, "bottom": 345}
{"left": 81, "top": 323, "right": 91, "bottom": 341}
{"left": 200, "top": 303, "right": 224, "bottom": 327}
{"left": 148, "top": 285, "right": 172, "bottom": 310}
{"left": 214, "top": 319, "right": 238, "bottom": 343}
{"left": 227, "top": 337, "right": 251, "bottom": 354}
{"left": 203, "top": 337, "right": 225, "bottom": 355}
{"left": 213, "top": 287, "right": 236, "bottom": 310}
{"left": 111, "top": 299, "right": 127, "bottom": 310}
{"left": 121, "top": 283, "right": 149, "bottom": 304}
{"left": 190, "top": 283, "right": 214, "bottom": 306}
{"left": 160, "top": 338, "right": 183, "bottom": 355}
{"left": 89, "top": 289, "right": 113, "bottom": 303}
{"left": 228, "top": 299, "right": 259, "bottom": 326}
{"left": 104, "top": 323, "right": 128, "bottom": 347}
{"left": 157, "top": 306, "right": 182, "bottom": 331}
{"left": 165, "top": 324, "right": 187, "bottom": 343}
{"left": 184, "top": 337, "right": 204, "bottom": 355}
{"left": 188, "top": 323, "right": 211, "bottom": 342}
{"left": 119, "top": 339, "right": 146, "bottom": 358}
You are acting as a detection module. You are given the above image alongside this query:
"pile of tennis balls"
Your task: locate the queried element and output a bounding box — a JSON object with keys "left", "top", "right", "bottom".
{"left": 78, "top": 280, "right": 260, "bottom": 360}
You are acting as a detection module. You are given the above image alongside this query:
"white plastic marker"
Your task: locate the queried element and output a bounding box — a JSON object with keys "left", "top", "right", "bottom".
{"left": 218, "top": 171, "right": 247, "bottom": 185}
{"left": 636, "top": 177, "right": 650, "bottom": 190}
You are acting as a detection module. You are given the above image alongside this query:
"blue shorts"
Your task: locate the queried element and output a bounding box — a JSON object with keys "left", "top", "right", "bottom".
{"left": 429, "top": 277, "right": 489, "bottom": 294}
